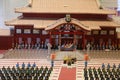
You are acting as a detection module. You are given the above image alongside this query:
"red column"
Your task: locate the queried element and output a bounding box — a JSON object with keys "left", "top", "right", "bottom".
{"left": 15, "top": 38, "right": 18, "bottom": 48}
{"left": 59, "top": 31, "right": 61, "bottom": 46}
{"left": 73, "top": 31, "right": 76, "bottom": 50}
{"left": 49, "top": 31, "right": 52, "bottom": 44}
{"left": 82, "top": 32, "right": 86, "bottom": 50}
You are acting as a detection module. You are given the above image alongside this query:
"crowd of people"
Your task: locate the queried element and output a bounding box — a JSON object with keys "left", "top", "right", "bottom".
{"left": 13, "top": 40, "right": 120, "bottom": 51}
{"left": 14, "top": 41, "right": 47, "bottom": 50}
{"left": 84, "top": 63, "right": 120, "bottom": 80}
{"left": 16, "top": 62, "right": 36, "bottom": 69}
{"left": 0, "top": 63, "right": 53, "bottom": 80}
{"left": 14, "top": 41, "right": 59, "bottom": 50}
{"left": 77, "top": 42, "right": 120, "bottom": 50}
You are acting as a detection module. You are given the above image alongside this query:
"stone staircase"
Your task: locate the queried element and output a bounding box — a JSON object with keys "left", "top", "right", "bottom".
{"left": 49, "top": 61, "right": 62, "bottom": 80}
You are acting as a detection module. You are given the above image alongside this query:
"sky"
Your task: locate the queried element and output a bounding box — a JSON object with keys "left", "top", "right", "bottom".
{"left": 118, "top": 0, "right": 120, "bottom": 10}
{"left": 0, "top": 0, "right": 28, "bottom": 29}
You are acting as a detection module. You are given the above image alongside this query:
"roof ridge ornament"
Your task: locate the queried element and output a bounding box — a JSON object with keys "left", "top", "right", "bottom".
{"left": 65, "top": 14, "right": 71, "bottom": 22}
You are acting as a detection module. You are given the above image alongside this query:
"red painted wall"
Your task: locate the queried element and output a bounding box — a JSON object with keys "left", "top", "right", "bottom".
{"left": 14, "top": 25, "right": 117, "bottom": 45}
{"left": 0, "top": 36, "right": 13, "bottom": 50}
{"left": 14, "top": 25, "right": 50, "bottom": 45}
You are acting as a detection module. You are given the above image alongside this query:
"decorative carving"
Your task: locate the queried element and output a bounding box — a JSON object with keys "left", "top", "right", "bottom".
{"left": 60, "top": 24, "right": 75, "bottom": 31}
{"left": 65, "top": 14, "right": 71, "bottom": 22}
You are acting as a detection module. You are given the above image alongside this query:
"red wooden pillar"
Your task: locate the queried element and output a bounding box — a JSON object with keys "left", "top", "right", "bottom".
{"left": 49, "top": 31, "right": 52, "bottom": 44}
{"left": 73, "top": 31, "right": 76, "bottom": 50}
{"left": 119, "top": 39, "right": 120, "bottom": 49}
{"left": 15, "top": 38, "right": 18, "bottom": 48}
{"left": 82, "top": 32, "right": 86, "bottom": 50}
{"left": 58, "top": 31, "right": 61, "bottom": 46}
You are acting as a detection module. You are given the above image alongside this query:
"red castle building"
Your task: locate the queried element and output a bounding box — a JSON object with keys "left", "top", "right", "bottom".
{"left": 4, "top": 0, "right": 120, "bottom": 50}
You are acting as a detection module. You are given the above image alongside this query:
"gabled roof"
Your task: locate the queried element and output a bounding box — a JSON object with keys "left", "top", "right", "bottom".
{"left": 15, "top": 0, "right": 116, "bottom": 14}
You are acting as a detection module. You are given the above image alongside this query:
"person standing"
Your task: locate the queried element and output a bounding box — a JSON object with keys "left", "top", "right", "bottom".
{"left": 50, "top": 53, "right": 56, "bottom": 67}
{"left": 32, "top": 62, "right": 36, "bottom": 68}
{"left": 47, "top": 42, "right": 52, "bottom": 54}
{"left": 107, "top": 63, "right": 110, "bottom": 69}
{"left": 86, "top": 43, "right": 91, "bottom": 52}
{"left": 113, "top": 63, "right": 116, "bottom": 69}
{"left": 27, "top": 62, "right": 31, "bottom": 68}
{"left": 22, "top": 62, "right": 25, "bottom": 69}
{"left": 102, "top": 63, "right": 105, "bottom": 69}
{"left": 84, "top": 53, "right": 89, "bottom": 68}
{"left": 41, "top": 41, "right": 44, "bottom": 49}
{"left": 16, "top": 62, "right": 19, "bottom": 68}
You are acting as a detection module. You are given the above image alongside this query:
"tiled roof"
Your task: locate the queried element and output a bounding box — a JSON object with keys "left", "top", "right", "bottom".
{"left": 5, "top": 18, "right": 120, "bottom": 30}
{"left": 15, "top": 0, "right": 116, "bottom": 14}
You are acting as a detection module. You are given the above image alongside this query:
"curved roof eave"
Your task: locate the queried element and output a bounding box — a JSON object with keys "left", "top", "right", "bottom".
{"left": 45, "top": 18, "right": 91, "bottom": 31}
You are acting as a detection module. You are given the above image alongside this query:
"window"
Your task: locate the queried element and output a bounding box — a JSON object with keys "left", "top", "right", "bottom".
{"left": 93, "top": 31, "right": 99, "bottom": 35}
{"left": 16, "top": 29, "right": 22, "bottom": 34}
{"left": 109, "top": 30, "right": 114, "bottom": 35}
{"left": 42, "top": 30, "right": 48, "bottom": 35}
{"left": 33, "top": 29, "right": 40, "bottom": 34}
{"left": 86, "top": 32, "right": 91, "bottom": 35}
{"left": 101, "top": 30, "right": 107, "bottom": 35}
{"left": 24, "top": 29, "right": 31, "bottom": 34}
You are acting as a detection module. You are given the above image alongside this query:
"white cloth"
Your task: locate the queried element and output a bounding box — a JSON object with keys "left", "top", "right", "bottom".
{"left": 47, "top": 43, "right": 52, "bottom": 54}
{"left": 86, "top": 43, "right": 90, "bottom": 51}
{"left": 58, "top": 45, "right": 61, "bottom": 51}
